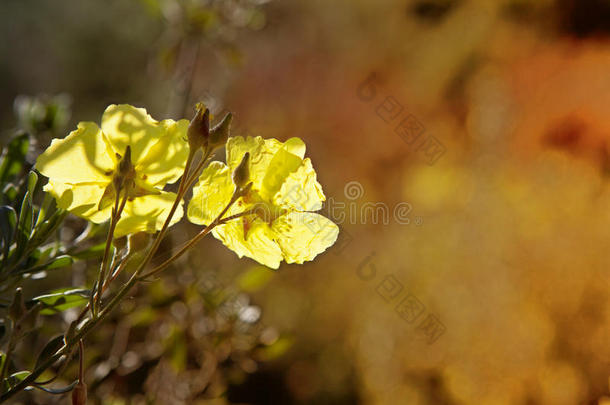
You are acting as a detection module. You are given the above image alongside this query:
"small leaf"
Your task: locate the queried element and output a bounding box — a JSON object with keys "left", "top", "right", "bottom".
{"left": 16, "top": 191, "right": 33, "bottom": 252}
{"left": 19, "top": 191, "right": 33, "bottom": 235}
{"left": 26, "top": 171, "right": 37, "bottom": 199}
{"left": 43, "top": 255, "right": 73, "bottom": 270}
{"left": 18, "top": 255, "right": 73, "bottom": 275}
{"left": 7, "top": 370, "right": 31, "bottom": 387}
{"left": 34, "top": 245, "right": 55, "bottom": 266}
{"left": 32, "top": 380, "right": 77, "bottom": 394}
{"left": 2, "top": 183, "right": 17, "bottom": 203}
{"left": 34, "top": 335, "right": 64, "bottom": 370}
{"left": 0, "top": 206, "right": 17, "bottom": 264}
{"left": 33, "top": 288, "right": 90, "bottom": 315}
{"left": 35, "top": 192, "right": 54, "bottom": 228}
{"left": 29, "top": 209, "right": 66, "bottom": 248}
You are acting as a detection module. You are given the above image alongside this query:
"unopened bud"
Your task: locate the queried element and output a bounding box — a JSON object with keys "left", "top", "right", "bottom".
{"left": 209, "top": 112, "right": 232, "bottom": 150}
{"left": 187, "top": 103, "right": 210, "bottom": 151}
{"left": 117, "top": 146, "right": 133, "bottom": 176}
{"left": 232, "top": 152, "right": 250, "bottom": 189}
{"left": 113, "top": 146, "right": 135, "bottom": 193}
{"left": 71, "top": 381, "right": 87, "bottom": 405}
{"left": 8, "top": 288, "right": 25, "bottom": 322}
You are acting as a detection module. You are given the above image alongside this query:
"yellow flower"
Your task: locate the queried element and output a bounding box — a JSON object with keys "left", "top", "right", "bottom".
{"left": 36, "top": 104, "right": 189, "bottom": 237}
{"left": 187, "top": 136, "right": 339, "bottom": 269}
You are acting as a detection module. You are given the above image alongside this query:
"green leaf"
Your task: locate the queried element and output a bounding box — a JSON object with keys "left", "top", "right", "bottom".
{"left": 19, "top": 191, "right": 33, "bottom": 235}
{"left": 29, "top": 209, "right": 66, "bottom": 248}
{"left": 2, "top": 183, "right": 17, "bottom": 203}
{"left": 16, "top": 191, "right": 33, "bottom": 252}
{"left": 16, "top": 255, "right": 74, "bottom": 276}
{"left": 237, "top": 266, "right": 274, "bottom": 292}
{"left": 34, "top": 245, "right": 55, "bottom": 266}
{"left": 7, "top": 370, "right": 30, "bottom": 387}
{"left": 33, "top": 288, "right": 90, "bottom": 315}
{"left": 32, "top": 380, "right": 77, "bottom": 394}
{"left": 43, "top": 255, "right": 73, "bottom": 271}
{"left": 34, "top": 335, "right": 64, "bottom": 370}
{"left": 26, "top": 171, "right": 37, "bottom": 198}
{"left": 0, "top": 206, "right": 17, "bottom": 266}
{"left": 0, "top": 133, "right": 30, "bottom": 185}
{"left": 35, "top": 192, "right": 54, "bottom": 228}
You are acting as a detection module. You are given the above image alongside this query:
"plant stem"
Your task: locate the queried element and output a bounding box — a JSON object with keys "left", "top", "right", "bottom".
{"left": 0, "top": 152, "right": 236, "bottom": 402}
{"left": 138, "top": 192, "right": 248, "bottom": 280}
{"left": 0, "top": 328, "right": 16, "bottom": 383}
{"left": 74, "top": 251, "right": 134, "bottom": 325}
{"left": 77, "top": 340, "right": 84, "bottom": 383}
{"left": 92, "top": 192, "right": 127, "bottom": 317}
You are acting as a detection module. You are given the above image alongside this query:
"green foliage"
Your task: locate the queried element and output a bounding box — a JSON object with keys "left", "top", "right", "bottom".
{"left": 0, "top": 103, "right": 96, "bottom": 398}
{"left": 0, "top": 133, "right": 70, "bottom": 289}
{"left": 33, "top": 288, "right": 90, "bottom": 315}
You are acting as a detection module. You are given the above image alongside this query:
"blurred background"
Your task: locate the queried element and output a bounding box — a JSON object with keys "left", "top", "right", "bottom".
{"left": 1, "top": 0, "right": 610, "bottom": 403}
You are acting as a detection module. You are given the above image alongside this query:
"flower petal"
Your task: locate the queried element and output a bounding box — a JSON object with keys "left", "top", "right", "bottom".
{"left": 114, "top": 192, "right": 183, "bottom": 237}
{"left": 226, "top": 136, "right": 306, "bottom": 197}
{"left": 212, "top": 219, "right": 283, "bottom": 269}
{"left": 36, "top": 122, "right": 115, "bottom": 184}
{"left": 101, "top": 104, "right": 166, "bottom": 163}
{"left": 273, "top": 158, "right": 326, "bottom": 211}
{"left": 187, "top": 161, "right": 235, "bottom": 225}
{"left": 44, "top": 181, "right": 111, "bottom": 223}
{"left": 135, "top": 119, "right": 190, "bottom": 186}
{"left": 259, "top": 147, "right": 303, "bottom": 200}
{"left": 272, "top": 212, "right": 338, "bottom": 264}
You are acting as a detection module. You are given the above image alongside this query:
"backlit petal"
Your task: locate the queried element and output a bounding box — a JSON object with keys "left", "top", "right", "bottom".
{"left": 115, "top": 192, "right": 183, "bottom": 237}
{"left": 226, "top": 136, "right": 305, "bottom": 196}
{"left": 136, "top": 118, "right": 190, "bottom": 186}
{"left": 212, "top": 219, "right": 283, "bottom": 269}
{"left": 273, "top": 158, "right": 325, "bottom": 211}
{"left": 272, "top": 212, "right": 338, "bottom": 264}
{"left": 187, "top": 161, "right": 235, "bottom": 225}
{"left": 36, "top": 122, "right": 115, "bottom": 184}
{"left": 101, "top": 104, "right": 166, "bottom": 163}
{"left": 43, "top": 180, "right": 111, "bottom": 223}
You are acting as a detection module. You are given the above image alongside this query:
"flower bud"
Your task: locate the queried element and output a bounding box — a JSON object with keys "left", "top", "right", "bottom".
{"left": 113, "top": 146, "right": 135, "bottom": 191}
{"left": 232, "top": 152, "right": 250, "bottom": 189}
{"left": 209, "top": 112, "right": 232, "bottom": 150}
{"left": 8, "top": 287, "right": 25, "bottom": 323}
{"left": 108, "top": 146, "right": 136, "bottom": 204}
{"left": 117, "top": 146, "right": 134, "bottom": 179}
{"left": 71, "top": 381, "right": 87, "bottom": 405}
{"left": 187, "top": 103, "right": 210, "bottom": 151}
